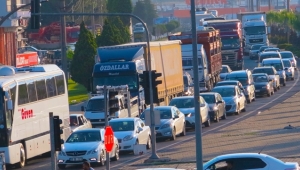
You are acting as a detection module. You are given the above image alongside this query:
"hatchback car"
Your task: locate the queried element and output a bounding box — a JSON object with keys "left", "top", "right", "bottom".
{"left": 280, "top": 51, "right": 297, "bottom": 69}
{"left": 200, "top": 92, "right": 226, "bottom": 122}
{"left": 258, "top": 51, "right": 282, "bottom": 66}
{"left": 211, "top": 85, "right": 246, "bottom": 115}
{"left": 215, "top": 80, "right": 244, "bottom": 92}
{"left": 141, "top": 106, "right": 186, "bottom": 141}
{"left": 252, "top": 66, "right": 281, "bottom": 91}
{"left": 203, "top": 153, "right": 300, "bottom": 170}
{"left": 252, "top": 73, "right": 274, "bottom": 97}
{"left": 261, "top": 58, "right": 286, "bottom": 86}
{"left": 220, "top": 65, "right": 232, "bottom": 81}
{"left": 168, "top": 96, "right": 210, "bottom": 128}
{"left": 282, "top": 58, "right": 295, "bottom": 80}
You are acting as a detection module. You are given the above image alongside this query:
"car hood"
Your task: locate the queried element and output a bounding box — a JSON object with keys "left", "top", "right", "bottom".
{"left": 178, "top": 108, "right": 194, "bottom": 114}
{"left": 208, "top": 103, "right": 217, "bottom": 108}
{"left": 250, "top": 50, "right": 259, "bottom": 53}
{"left": 158, "top": 119, "right": 172, "bottom": 127}
{"left": 113, "top": 131, "right": 134, "bottom": 139}
{"left": 222, "top": 96, "right": 234, "bottom": 102}
{"left": 268, "top": 75, "right": 276, "bottom": 79}
{"left": 63, "top": 141, "right": 101, "bottom": 151}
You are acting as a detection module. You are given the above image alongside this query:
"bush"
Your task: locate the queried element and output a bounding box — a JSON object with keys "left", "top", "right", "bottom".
{"left": 277, "top": 43, "right": 292, "bottom": 49}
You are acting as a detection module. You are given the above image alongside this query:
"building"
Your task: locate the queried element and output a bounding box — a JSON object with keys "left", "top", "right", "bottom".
{"left": 0, "top": 0, "right": 30, "bottom": 66}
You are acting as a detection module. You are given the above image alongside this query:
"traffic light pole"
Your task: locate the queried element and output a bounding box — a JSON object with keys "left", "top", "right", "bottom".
{"left": 191, "top": 0, "right": 204, "bottom": 169}
{"left": 103, "top": 85, "right": 110, "bottom": 170}
{"left": 49, "top": 112, "right": 57, "bottom": 170}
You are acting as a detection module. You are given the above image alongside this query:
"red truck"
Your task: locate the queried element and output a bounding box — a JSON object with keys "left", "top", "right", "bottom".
{"left": 203, "top": 19, "right": 244, "bottom": 70}
{"left": 168, "top": 29, "right": 222, "bottom": 91}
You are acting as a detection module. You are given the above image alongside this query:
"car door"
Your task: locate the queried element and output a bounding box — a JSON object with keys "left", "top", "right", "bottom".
{"left": 237, "top": 87, "right": 245, "bottom": 108}
{"left": 273, "top": 68, "right": 280, "bottom": 87}
{"left": 176, "top": 108, "right": 185, "bottom": 132}
{"left": 171, "top": 107, "right": 181, "bottom": 135}
{"left": 138, "top": 119, "right": 149, "bottom": 144}
{"left": 205, "top": 157, "right": 268, "bottom": 170}
{"left": 217, "top": 94, "right": 225, "bottom": 116}
{"left": 200, "top": 97, "right": 208, "bottom": 122}
{"left": 248, "top": 71, "right": 255, "bottom": 97}
{"left": 134, "top": 120, "right": 144, "bottom": 144}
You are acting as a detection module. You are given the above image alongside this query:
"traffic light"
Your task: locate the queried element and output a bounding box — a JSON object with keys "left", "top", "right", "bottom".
{"left": 139, "top": 71, "right": 149, "bottom": 89}
{"left": 53, "top": 116, "right": 63, "bottom": 151}
{"left": 151, "top": 70, "right": 162, "bottom": 104}
{"left": 108, "top": 91, "right": 119, "bottom": 117}
{"left": 30, "top": 0, "right": 41, "bottom": 29}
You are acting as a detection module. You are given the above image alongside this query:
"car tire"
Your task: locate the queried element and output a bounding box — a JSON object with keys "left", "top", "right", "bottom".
{"left": 214, "top": 111, "right": 220, "bottom": 122}
{"left": 235, "top": 104, "right": 240, "bottom": 115}
{"left": 277, "top": 85, "right": 280, "bottom": 90}
{"left": 241, "top": 103, "right": 246, "bottom": 112}
{"left": 99, "top": 150, "right": 105, "bottom": 166}
{"left": 146, "top": 136, "right": 151, "bottom": 149}
{"left": 170, "top": 128, "right": 176, "bottom": 141}
{"left": 283, "top": 81, "right": 286, "bottom": 86}
{"left": 111, "top": 145, "right": 119, "bottom": 161}
{"left": 291, "top": 77, "right": 295, "bottom": 81}
{"left": 204, "top": 118, "right": 210, "bottom": 127}
{"left": 180, "top": 123, "right": 186, "bottom": 136}
{"left": 221, "top": 111, "right": 227, "bottom": 120}
{"left": 16, "top": 143, "right": 26, "bottom": 168}
{"left": 58, "top": 164, "right": 66, "bottom": 169}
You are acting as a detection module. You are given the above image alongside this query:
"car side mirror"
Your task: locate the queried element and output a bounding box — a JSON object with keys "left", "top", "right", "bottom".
{"left": 137, "top": 127, "right": 143, "bottom": 133}
{"left": 284, "top": 68, "right": 288, "bottom": 70}
{"left": 81, "top": 106, "right": 85, "bottom": 111}
{"left": 217, "top": 101, "right": 223, "bottom": 104}
{"left": 174, "top": 115, "right": 179, "bottom": 119}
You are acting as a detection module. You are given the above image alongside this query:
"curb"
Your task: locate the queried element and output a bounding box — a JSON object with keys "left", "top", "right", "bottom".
{"left": 130, "top": 160, "right": 210, "bottom": 167}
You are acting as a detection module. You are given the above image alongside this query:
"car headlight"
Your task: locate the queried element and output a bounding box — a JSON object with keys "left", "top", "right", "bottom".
{"left": 87, "top": 148, "right": 98, "bottom": 155}
{"left": 161, "top": 123, "right": 171, "bottom": 129}
{"left": 262, "top": 84, "right": 270, "bottom": 89}
{"left": 209, "top": 106, "right": 218, "bottom": 111}
{"left": 123, "top": 135, "right": 134, "bottom": 141}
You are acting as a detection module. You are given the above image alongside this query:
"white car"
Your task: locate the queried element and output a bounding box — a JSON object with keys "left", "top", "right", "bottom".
{"left": 212, "top": 85, "right": 246, "bottom": 115}
{"left": 282, "top": 59, "right": 295, "bottom": 80}
{"left": 168, "top": 96, "right": 210, "bottom": 128}
{"left": 70, "top": 114, "right": 92, "bottom": 132}
{"left": 220, "top": 65, "right": 232, "bottom": 81}
{"left": 280, "top": 51, "right": 298, "bottom": 69}
{"left": 203, "top": 153, "right": 300, "bottom": 170}
{"left": 109, "top": 118, "right": 151, "bottom": 152}
{"left": 57, "top": 128, "right": 119, "bottom": 169}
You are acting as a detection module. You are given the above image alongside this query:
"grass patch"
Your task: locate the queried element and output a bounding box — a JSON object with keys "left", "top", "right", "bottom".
{"left": 68, "top": 79, "right": 88, "bottom": 105}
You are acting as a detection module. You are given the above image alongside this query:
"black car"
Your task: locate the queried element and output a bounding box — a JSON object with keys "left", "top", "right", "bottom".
{"left": 252, "top": 73, "right": 274, "bottom": 97}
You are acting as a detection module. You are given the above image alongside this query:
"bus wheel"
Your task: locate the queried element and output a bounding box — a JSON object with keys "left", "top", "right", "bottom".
{"left": 16, "top": 143, "right": 26, "bottom": 168}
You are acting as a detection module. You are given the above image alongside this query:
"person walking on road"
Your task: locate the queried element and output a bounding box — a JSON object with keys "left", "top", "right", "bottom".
{"left": 83, "top": 161, "right": 94, "bottom": 170}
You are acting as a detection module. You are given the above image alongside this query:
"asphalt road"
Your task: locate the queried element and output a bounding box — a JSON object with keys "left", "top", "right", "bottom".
{"left": 13, "top": 56, "right": 300, "bottom": 170}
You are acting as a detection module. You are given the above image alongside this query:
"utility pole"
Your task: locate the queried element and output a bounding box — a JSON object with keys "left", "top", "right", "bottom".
{"left": 82, "top": 0, "right": 84, "bottom": 21}
{"left": 103, "top": 86, "right": 110, "bottom": 170}
{"left": 287, "top": 0, "right": 290, "bottom": 43}
{"left": 191, "top": 0, "right": 203, "bottom": 170}
{"left": 61, "top": 0, "right": 68, "bottom": 83}
{"left": 256, "top": 0, "right": 260, "bottom": 11}
{"left": 49, "top": 112, "right": 56, "bottom": 170}
{"left": 268, "top": 0, "right": 271, "bottom": 11}
{"left": 92, "top": 2, "right": 96, "bottom": 37}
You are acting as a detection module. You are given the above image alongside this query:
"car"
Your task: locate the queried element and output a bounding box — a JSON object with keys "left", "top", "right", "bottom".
{"left": 263, "top": 47, "right": 280, "bottom": 52}
{"left": 133, "top": 27, "right": 145, "bottom": 33}
{"left": 220, "top": 65, "right": 232, "bottom": 81}
{"left": 258, "top": 45, "right": 272, "bottom": 54}
{"left": 200, "top": 92, "right": 226, "bottom": 122}
{"left": 258, "top": 51, "right": 282, "bottom": 66}
{"left": 70, "top": 114, "right": 92, "bottom": 133}
{"left": 282, "top": 59, "right": 295, "bottom": 80}
{"left": 252, "top": 73, "right": 274, "bottom": 97}
{"left": 203, "top": 153, "right": 300, "bottom": 170}
{"left": 261, "top": 58, "right": 286, "bottom": 86}
{"left": 57, "top": 128, "right": 119, "bottom": 169}
{"left": 224, "top": 70, "right": 255, "bottom": 103}
{"left": 140, "top": 106, "right": 186, "bottom": 141}
{"left": 183, "top": 72, "right": 194, "bottom": 96}
{"left": 211, "top": 85, "right": 246, "bottom": 115}
{"left": 215, "top": 80, "right": 244, "bottom": 92}
{"left": 280, "top": 51, "right": 298, "bottom": 69}
{"left": 168, "top": 96, "right": 210, "bottom": 128}
{"left": 249, "top": 44, "right": 265, "bottom": 60}
{"left": 109, "top": 118, "right": 151, "bottom": 152}
{"left": 252, "top": 66, "right": 281, "bottom": 91}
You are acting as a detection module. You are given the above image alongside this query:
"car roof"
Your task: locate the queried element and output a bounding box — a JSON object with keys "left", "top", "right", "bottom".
{"left": 70, "top": 114, "right": 82, "bottom": 117}
{"left": 262, "top": 58, "right": 281, "bottom": 61}
{"left": 109, "top": 117, "right": 138, "bottom": 122}
{"left": 282, "top": 58, "right": 291, "bottom": 61}
{"left": 222, "top": 65, "right": 229, "bottom": 67}
{"left": 280, "top": 51, "right": 292, "bottom": 54}
{"left": 217, "top": 80, "right": 239, "bottom": 83}
{"left": 213, "top": 85, "right": 236, "bottom": 89}
{"left": 200, "top": 92, "right": 218, "bottom": 95}
{"left": 260, "top": 51, "right": 280, "bottom": 55}
{"left": 72, "top": 128, "right": 102, "bottom": 132}
{"left": 252, "top": 73, "right": 268, "bottom": 76}
{"left": 145, "top": 106, "right": 173, "bottom": 110}
{"left": 213, "top": 153, "right": 269, "bottom": 160}
{"left": 265, "top": 47, "right": 279, "bottom": 49}
{"left": 229, "top": 70, "right": 247, "bottom": 74}
{"left": 254, "top": 66, "right": 273, "bottom": 69}
{"left": 172, "top": 96, "right": 195, "bottom": 100}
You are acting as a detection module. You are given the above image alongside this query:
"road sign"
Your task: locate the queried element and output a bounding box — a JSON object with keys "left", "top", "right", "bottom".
{"left": 104, "top": 126, "right": 114, "bottom": 152}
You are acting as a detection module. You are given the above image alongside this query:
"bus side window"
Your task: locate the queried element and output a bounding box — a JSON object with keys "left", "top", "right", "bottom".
{"left": 27, "top": 81, "right": 37, "bottom": 102}
{"left": 36, "top": 79, "right": 48, "bottom": 100}
{"left": 18, "top": 82, "right": 29, "bottom": 105}
{"left": 46, "top": 76, "right": 57, "bottom": 97}
{"left": 55, "top": 75, "right": 65, "bottom": 95}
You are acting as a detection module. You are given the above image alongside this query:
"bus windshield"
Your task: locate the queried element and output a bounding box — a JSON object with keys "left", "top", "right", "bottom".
{"left": 93, "top": 75, "right": 138, "bottom": 91}
{"left": 0, "top": 88, "right": 8, "bottom": 147}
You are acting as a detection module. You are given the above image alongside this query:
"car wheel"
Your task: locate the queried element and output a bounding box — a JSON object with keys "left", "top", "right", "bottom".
{"left": 291, "top": 77, "right": 295, "bottom": 81}
{"left": 16, "top": 143, "right": 26, "bottom": 168}
{"left": 170, "top": 128, "right": 176, "bottom": 141}
{"left": 180, "top": 123, "right": 186, "bottom": 136}
{"left": 111, "top": 145, "right": 119, "bottom": 161}
{"left": 99, "top": 150, "right": 105, "bottom": 166}
{"left": 214, "top": 111, "right": 220, "bottom": 122}
{"left": 241, "top": 101, "right": 246, "bottom": 112}
{"left": 58, "top": 164, "right": 66, "bottom": 169}
{"left": 277, "top": 85, "right": 280, "bottom": 90}
{"left": 221, "top": 111, "right": 227, "bottom": 120}
{"left": 146, "top": 136, "right": 151, "bottom": 149}
{"left": 204, "top": 118, "right": 210, "bottom": 127}
{"left": 247, "top": 96, "right": 251, "bottom": 103}
{"left": 283, "top": 81, "right": 286, "bottom": 86}
{"left": 235, "top": 104, "right": 240, "bottom": 115}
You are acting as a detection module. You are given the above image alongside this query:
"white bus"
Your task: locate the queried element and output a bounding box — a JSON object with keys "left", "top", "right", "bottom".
{"left": 0, "top": 64, "right": 70, "bottom": 167}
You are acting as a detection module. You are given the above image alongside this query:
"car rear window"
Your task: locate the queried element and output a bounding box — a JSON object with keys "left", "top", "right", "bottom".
{"left": 253, "top": 68, "right": 274, "bottom": 75}
{"left": 259, "top": 54, "right": 280, "bottom": 62}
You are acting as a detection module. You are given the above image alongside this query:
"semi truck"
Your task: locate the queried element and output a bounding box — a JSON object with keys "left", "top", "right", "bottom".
{"left": 168, "top": 29, "right": 222, "bottom": 92}
{"left": 203, "top": 19, "right": 244, "bottom": 70}
{"left": 237, "top": 12, "right": 270, "bottom": 55}
{"left": 86, "top": 41, "right": 184, "bottom": 126}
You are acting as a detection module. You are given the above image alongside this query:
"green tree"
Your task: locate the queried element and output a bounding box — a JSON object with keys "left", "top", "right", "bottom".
{"left": 133, "top": 0, "right": 157, "bottom": 27}
{"left": 96, "top": 19, "right": 123, "bottom": 46}
{"left": 107, "top": 0, "right": 132, "bottom": 26}
{"left": 165, "top": 20, "right": 180, "bottom": 32}
{"left": 70, "top": 21, "right": 97, "bottom": 90}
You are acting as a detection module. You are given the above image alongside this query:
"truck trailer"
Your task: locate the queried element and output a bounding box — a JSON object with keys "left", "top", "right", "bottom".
{"left": 203, "top": 19, "right": 244, "bottom": 70}
{"left": 168, "top": 29, "right": 222, "bottom": 91}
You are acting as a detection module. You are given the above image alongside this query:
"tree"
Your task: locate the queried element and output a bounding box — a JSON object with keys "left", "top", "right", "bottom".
{"left": 96, "top": 19, "right": 123, "bottom": 46}
{"left": 133, "top": 0, "right": 157, "bottom": 27}
{"left": 107, "top": 0, "right": 132, "bottom": 26}
{"left": 70, "top": 21, "right": 97, "bottom": 90}
{"left": 166, "top": 20, "right": 180, "bottom": 32}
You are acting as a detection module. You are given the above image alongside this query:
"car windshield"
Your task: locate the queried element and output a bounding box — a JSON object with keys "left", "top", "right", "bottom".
{"left": 262, "top": 62, "right": 283, "bottom": 71}
{"left": 283, "top": 60, "right": 291, "bottom": 67}
{"left": 86, "top": 99, "right": 105, "bottom": 112}
{"left": 221, "top": 67, "right": 228, "bottom": 73}
{"left": 260, "top": 54, "right": 280, "bottom": 62}
{"left": 280, "top": 53, "right": 293, "bottom": 59}
{"left": 253, "top": 68, "right": 275, "bottom": 75}
{"left": 66, "top": 131, "right": 101, "bottom": 143}
{"left": 244, "top": 26, "right": 266, "bottom": 35}
{"left": 259, "top": 46, "right": 270, "bottom": 52}
{"left": 225, "top": 76, "right": 248, "bottom": 86}
{"left": 201, "top": 95, "right": 215, "bottom": 104}
{"left": 212, "top": 88, "right": 236, "bottom": 97}
{"left": 253, "top": 75, "right": 268, "bottom": 82}
{"left": 251, "top": 45, "right": 263, "bottom": 50}
{"left": 110, "top": 121, "right": 134, "bottom": 132}
{"left": 70, "top": 116, "right": 78, "bottom": 126}
{"left": 169, "top": 98, "right": 195, "bottom": 108}
{"left": 140, "top": 109, "right": 172, "bottom": 120}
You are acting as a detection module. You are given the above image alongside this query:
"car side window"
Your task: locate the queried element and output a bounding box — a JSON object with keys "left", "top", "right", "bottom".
{"left": 78, "top": 116, "right": 84, "bottom": 125}
{"left": 232, "top": 158, "right": 267, "bottom": 169}
{"left": 217, "top": 94, "right": 222, "bottom": 102}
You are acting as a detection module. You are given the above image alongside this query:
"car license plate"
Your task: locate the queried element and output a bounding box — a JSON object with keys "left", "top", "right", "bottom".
{"left": 70, "top": 157, "right": 83, "bottom": 161}
{"left": 255, "top": 90, "right": 260, "bottom": 92}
